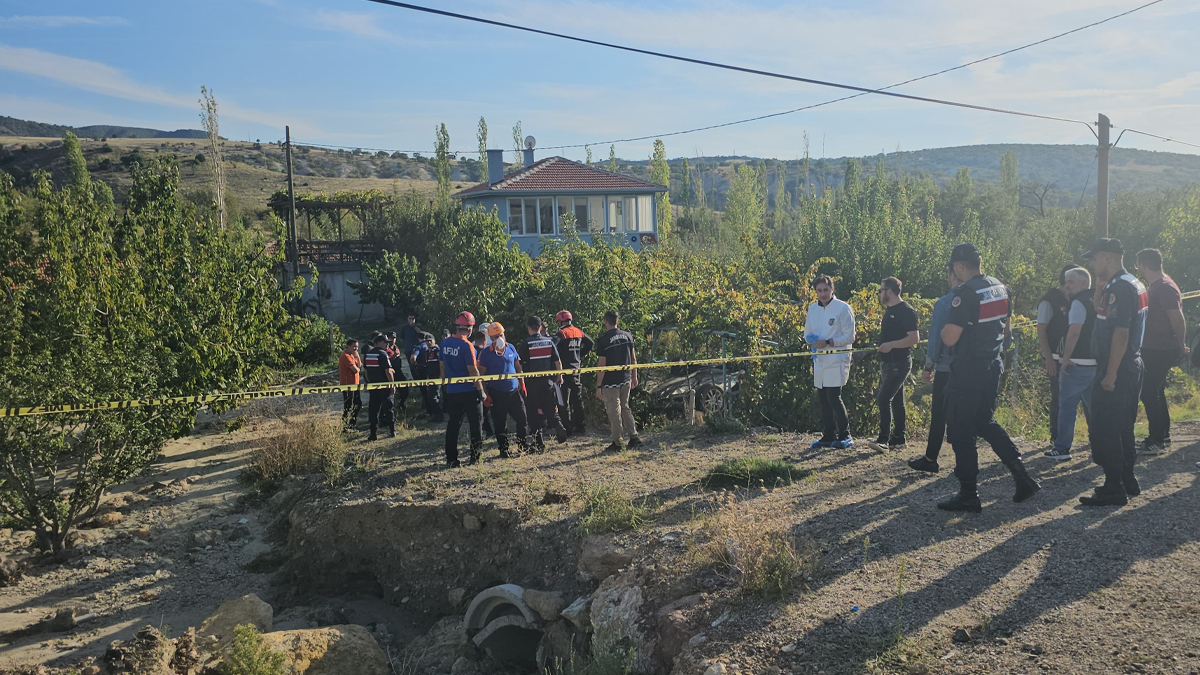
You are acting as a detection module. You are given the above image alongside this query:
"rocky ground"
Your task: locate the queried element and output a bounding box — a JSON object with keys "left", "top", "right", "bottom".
{"left": 0, "top": 391, "right": 1197, "bottom": 675}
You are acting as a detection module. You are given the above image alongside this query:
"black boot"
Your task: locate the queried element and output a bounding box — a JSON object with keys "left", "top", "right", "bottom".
{"left": 515, "top": 437, "right": 529, "bottom": 455}
{"left": 1123, "top": 462, "right": 1140, "bottom": 497}
{"left": 937, "top": 480, "right": 982, "bottom": 513}
{"left": 388, "top": 425, "right": 396, "bottom": 439}
{"left": 1080, "top": 469, "right": 1128, "bottom": 506}
{"left": 534, "top": 432, "right": 545, "bottom": 454}
{"left": 554, "top": 421, "right": 568, "bottom": 444}
{"left": 498, "top": 437, "right": 510, "bottom": 459}
{"left": 907, "top": 456, "right": 940, "bottom": 473}
{"left": 367, "top": 427, "right": 378, "bottom": 442}
{"left": 1004, "top": 458, "right": 1041, "bottom": 503}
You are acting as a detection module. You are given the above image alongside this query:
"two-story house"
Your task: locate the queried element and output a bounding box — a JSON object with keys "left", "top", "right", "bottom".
{"left": 454, "top": 148, "right": 667, "bottom": 255}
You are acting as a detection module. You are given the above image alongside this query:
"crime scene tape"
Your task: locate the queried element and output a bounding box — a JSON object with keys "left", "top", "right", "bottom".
{"left": 1009, "top": 288, "right": 1200, "bottom": 329}
{"left": 5, "top": 289, "right": 1196, "bottom": 419}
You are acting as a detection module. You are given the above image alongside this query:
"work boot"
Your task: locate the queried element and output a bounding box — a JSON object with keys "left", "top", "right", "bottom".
{"left": 534, "top": 432, "right": 545, "bottom": 454}
{"left": 1123, "top": 467, "right": 1141, "bottom": 497}
{"left": 515, "top": 437, "right": 529, "bottom": 455}
{"left": 388, "top": 425, "right": 396, "bottom": 439}
{"left": 1079, "top": 485, "right": 1128, "bottom": 507}
{"left": 604, "top": 441, "right": 624, "bottom": 453}
{"left": 907, "top": 456, "right": 940, "bottom": 473}
{"left": 626, "top": 436, "right": 643, "bottom": 449}
{"left": 554, "top": 422, "right": 568, "bottom": 444}
{"left": 367, "top": 429, "right": 378, "bottom": 442}
{"left": 1004, "top": 458, "right": 1041, "bottom": 503}
{"left": 937, "top": 480, "right": 982, "bottom": 513}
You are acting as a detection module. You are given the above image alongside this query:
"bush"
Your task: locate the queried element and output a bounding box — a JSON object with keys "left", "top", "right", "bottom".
{"left": 705, "top": 415, "right": 747, "bottom": 435}
{"left": 702, "top": 456, "right": 809, "bottom": 490}
{"left": 222, "top": 624, "right": 286, "bottom": 675}
{"left": 577, "top": 482, "right": 652, "bottom": 534}
{"left": 289, "top": 314, "right": 342, "bottom": 365}
{"left": 247, "top": 418, "right": 349, "bottom": 484}
{"left": 688, "top": 493, "right": 812, "bottom": 598}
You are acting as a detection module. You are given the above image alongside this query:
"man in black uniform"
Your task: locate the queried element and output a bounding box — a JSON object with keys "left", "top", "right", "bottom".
{"left": 363, "top": 333, "right": 396, "bottom": 441}
{"left": 938, "top": 243, "right": 1040, "bottom": 512}
{"left": 518, "top": 316, "right": 569, "bottom": 451}
{"left": 553, "top": 310, "right": 594, "bottom": 435}
{"left": 1081, "top": 238, "right": 1148, "bottom": 506}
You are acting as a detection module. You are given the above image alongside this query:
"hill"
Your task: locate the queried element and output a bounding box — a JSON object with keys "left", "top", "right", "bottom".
{"left": 0, "top": 115, "right": 208, "bottom": 139}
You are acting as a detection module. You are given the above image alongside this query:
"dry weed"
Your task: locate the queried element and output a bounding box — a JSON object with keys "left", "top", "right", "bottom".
{"left": 247, "top": 418, "right": 348, "bottom": 485}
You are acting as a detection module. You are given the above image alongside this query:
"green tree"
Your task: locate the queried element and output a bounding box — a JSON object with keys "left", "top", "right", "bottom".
{"left": 477, "top": 116, "right": 488, "bottom": 165}
{"left": 608, "top": 145, "right": 618, "bottom": 173}
{"left": 347, "top": 249, "right": 423, "bottom": 318}
{"left": 680, "top": 158, "right": 693, "bottom": 208}
{"left": 512, "top": 120, "right": 523, "bottom": 170}
{"left": 650, "top": 139, "right": 673, "bottom": 240}
{"left": 723, "top": 163, "right": 766, "bottom": 246}
{"left": 434, "top": 123, "right": 451, "bottom": 204}
{"left": 585, "top": 145, "right": 593, "bottom": 166}
{"left": 422, "top": 204, "right": 532, "bottom": 324}
{"left": 62, "top": 131, "right": 89, "bottom": 190}
{"left": 0, "top": 162, "right": 296, "bottom": 552}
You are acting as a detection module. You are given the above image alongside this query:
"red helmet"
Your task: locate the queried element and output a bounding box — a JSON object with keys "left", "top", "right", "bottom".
{"left": 555, "top": 310, "right": 573, "bottom": 323}
{"left": 455, "top": 311, "right": 476, "bottom": 327}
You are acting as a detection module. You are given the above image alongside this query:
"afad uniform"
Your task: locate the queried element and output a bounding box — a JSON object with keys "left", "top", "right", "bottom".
{"left": 440, "top": 334, "right": 482, "bottom": 466}
{"left": 518, "top": 334, "right": 567, "bottom": 443}
{"left": 943, "top": 274, "right": 1023, "bottom": 484}
{"left": 1088, "top": 269, "right": 1148, "bottom": 480}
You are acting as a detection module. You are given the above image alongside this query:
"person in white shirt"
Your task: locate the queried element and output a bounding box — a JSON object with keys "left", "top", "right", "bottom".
{"left": 803, "top": 275, "right": 857, "bottom": 449}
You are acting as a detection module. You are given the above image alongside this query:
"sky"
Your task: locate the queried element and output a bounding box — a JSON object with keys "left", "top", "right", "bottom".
{"left": 1, "top": 0, "right": 1198, "bottom": 163}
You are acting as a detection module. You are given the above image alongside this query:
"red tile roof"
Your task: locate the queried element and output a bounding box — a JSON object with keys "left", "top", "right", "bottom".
{"left": 454, "top": 156, "right": 666, "bottom": 197}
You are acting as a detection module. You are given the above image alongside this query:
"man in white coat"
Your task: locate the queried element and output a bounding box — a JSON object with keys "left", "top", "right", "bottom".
{"left": 804, "top": 275, "right": 857, "bottom": 449}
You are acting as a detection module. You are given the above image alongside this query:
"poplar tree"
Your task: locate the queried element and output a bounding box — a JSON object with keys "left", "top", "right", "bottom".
{"left": 585, "top": 145, "right": 593, "bottom": 166}
{"left": 680, "top": 158, "right": 692, "bottom": 208}
{"left": 434, "top": 123, "right": 452, "bottom": 203}
{"left": 62, "top": 131, "right": 90, "bottom": 190}
{"left": 650, "top": 139, "right": 673, "bottom": 239}
{"left": 477, "top": 116, "right": 488, "bottom": 164}
{"left": 608, "top": 145, "right": 618, "bottom": 173}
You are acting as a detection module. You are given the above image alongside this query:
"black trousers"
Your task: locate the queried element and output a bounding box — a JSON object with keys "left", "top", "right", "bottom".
{"left": 444, "top": 390, "right": 483, "bottom": 464}
{"left": 368, "top": 388, "right": 394, "bottom": 435}
{"left": 1047, "top": 369, "right": 1060, "bottom": 443}
{"left": 489, "top": 387, "right": 529, "bottom": 452}
{"left": 877, "top": 358, "right": 911, "bottom": 444}
{"left": 394, "top": 370, "right": 410, "bottom": 418}
{"left": 1090, "top": 358, "right": 1144, "bottom": 477}
{"left": 525, "top": 377, "right": 564, "bottom": 435}
{"left": 1141, "top": 348, "right": 1179, "bottom": 444}
{"left": 342, "top": 390, "right": 362, "bottom": 428}
{"left": 946, "top": 359, "right": 1020, "bottom": 483}
{"left": 560, "top": 376, "right": 585, "bottom": 431}
{"left": 816, "top": 386, "right": 849, "bottom": 441}
{"left": 925, "top": 369, "right": 950, "bottom": 460}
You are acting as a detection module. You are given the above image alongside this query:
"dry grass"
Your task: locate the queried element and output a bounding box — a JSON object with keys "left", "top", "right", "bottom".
{"left": 247, "top": 418, "right": 349, "bottom": 484}
{"left": 688, "top": 492, "right": 817, "bottom": 598}
{"left": 577, "top": 481, "right": 654, "bottom": 535}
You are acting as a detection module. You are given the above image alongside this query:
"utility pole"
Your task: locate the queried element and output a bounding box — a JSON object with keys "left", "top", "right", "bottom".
{"left": 1095, "top": 113, "right": 1111, "bottom": 240}
{"left": 284, "top": 126, "right": 299, "bottom": 289}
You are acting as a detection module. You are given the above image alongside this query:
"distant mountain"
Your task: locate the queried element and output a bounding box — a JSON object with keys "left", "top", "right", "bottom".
{"left": 0, "top": 115, "right": 209, "bottom": 139}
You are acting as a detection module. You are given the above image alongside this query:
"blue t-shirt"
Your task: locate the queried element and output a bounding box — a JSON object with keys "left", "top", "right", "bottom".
{"left": 477, "top": 343, "right": 521, "bottom": 392}
{"left": 439, "top": 336, "right": 478, "bottom": 394}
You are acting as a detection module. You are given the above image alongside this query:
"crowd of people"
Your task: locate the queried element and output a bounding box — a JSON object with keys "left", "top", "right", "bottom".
{"left": 335, "top": 239, "right": 1190, "bottom": 511}
{"left": 337, "top": 310, "right": 642, "bottom": 468}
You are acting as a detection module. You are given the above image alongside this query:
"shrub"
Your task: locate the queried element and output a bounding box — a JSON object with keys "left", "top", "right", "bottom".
{"left": 222, "top": 624, "right": 286, "bottom": 675}
{"left": 247, "top": 418, "right": 348, "bottom": 484}
{"left": 577, "top": 482, "right": 652, "bottom": 534}
{"left": 702, "top": 456, "right": 809, "bottom": 490}
{"left": 688, "top": 493, "right": 813, "bottom": 598}
{"left": 705, "top": 415, "right": 747, "bottom": 435}
{"left": 289, "top": 314, "right": 343, "bottom": 365}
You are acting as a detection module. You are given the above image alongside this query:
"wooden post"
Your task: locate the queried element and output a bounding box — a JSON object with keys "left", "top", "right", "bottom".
{"left": 285, "top": 126, "right": 299, "bottom": 286}
{"left": 1095, "top": 113, "right": 1111, "bottom": 240}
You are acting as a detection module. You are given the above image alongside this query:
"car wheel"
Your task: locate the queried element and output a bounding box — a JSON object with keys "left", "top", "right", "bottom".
{"left": 696, "top": 384, "right": 724, "bottom": 416}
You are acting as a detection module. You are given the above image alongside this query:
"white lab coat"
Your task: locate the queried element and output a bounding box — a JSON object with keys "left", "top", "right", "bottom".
{"left": 804, "top": 298, "right": 856, "bottom": 388}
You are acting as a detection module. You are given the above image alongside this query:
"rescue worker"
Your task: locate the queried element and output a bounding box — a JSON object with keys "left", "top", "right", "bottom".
{"left": 1081, "top": 238, "right": 1147, "bottom": 506}
{"left": 1044, "top": 266, "right": 1097, "bottom": 461}
{"left": 909, "top": 265, "right": 961, "bottom": 472}
{"left": 1036, "top": 266, "right": 1079, "bottom": 447}
{"left": 476, "top": 322, "right": 529, "bottom": 458}
{"left": 386, "top": 331, "right": 410, "bottom": 423}
{"left": 363, "top": 333, "right": 396, "bottom": 441}
{"left": 470, "top": 330, "right": 496, "bottom": 438}
{"left": 410, "top": 332, "right": 443, "bottom": 422}
{"left": 937, "top": 243, "right": 1040, "bottom": 512}
{"left": 803, "top": 275, "right": 856, "bottom": 449}
{"left": 518, "top": 316, "right": 569, "bottom": 451}
{"left": 553, "top": 310, "right": 594, "bottom": 435}
{"left": 441, "top": 311, "right": 486, "bottom": 467}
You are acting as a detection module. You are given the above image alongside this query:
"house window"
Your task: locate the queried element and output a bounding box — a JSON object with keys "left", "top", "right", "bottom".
{"left": 638, "top": 195, "right": 654, "bottom": 232}
{"left": 524, "top": 198, "right": 537, "bottom": 234}
{"left": 624, "top": 197, "right": 637, "bottom": 232}
{"left": 589, "top": 196, "right": 604, "bottom": 231}
{"left": 508, "top": 199, "right": 523, "bottom": 234}
{"left": 574, "top": 197, "right": 589, "bottom": 232}
{"left": 607, "top": 198, "right": 623, "bottom": 232}
{"left": 557, "top": 199, "right": 570, "bottom": 229}
{"left": 539, "top": 199, "right": 554, "bottom": 235}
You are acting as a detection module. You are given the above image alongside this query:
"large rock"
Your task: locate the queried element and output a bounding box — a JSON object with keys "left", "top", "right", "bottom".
{"left": 653, "top": 594, "right": 703, "bottom": 672}
{"left": 260, "top": 625, "right": 388, "bottom": 675}
{"left": 0, "top": 553, "right": 23, "bottom": 587}
{"left": 103, "top": 625, "right": 176, "bottom": 674}
{"left": 560, "top": 596, "right": 591, "bottom": 630}
{"left": 403, "top": 616, "right": 471, "bottom": 673}
{"left": 523, "top": 589, "right": 567, "bottom": 622}
{"left": 578, "top": 535, "right": 633, "bottom": 582}
{"left": 536, "top": 619, "right": 578, "bottom": 673}
{"left": 590, "top": 572, "right": 655, "bottom": 673}
{"left": 198, "top": 594, "right": 273, "bottom": 651}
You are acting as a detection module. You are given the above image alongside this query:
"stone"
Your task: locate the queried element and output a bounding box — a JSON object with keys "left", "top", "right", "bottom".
{"left": 171, "top": 628, "right": 203, "bottom": 674}
{"left": 81, "top": 667, "right": 100, "bottom": 675}
{"left": 132, "top": 528, "right": 152, "bottom": 541}
{"left": 198, "top": 593, "right": 273, "bottom": 651}
{"left": 103, "top": 625, "right": 175, "bottom": 674}
{"left": 404, "top": 616, "right": 470, "bottom": 673}
{"left": 448, "top": 587, "right": 467, "bottom": 607}
{"left": 47, "top": 608, "right": 77, "bottom": 632}
{"left": 704, "top": 664, "right": 727, "bottom": 675}
{"left": 87, "top": 512, "right": 125, "bottom": 528}
{"left": 522, "top": 589, "right": 566, "bottom": 622}
{"left": 0, "top": 553, "right": 23, "bottom": 587}
{"left": 536, "top": 620, "right": 576, "bottom": 672}
{"left": 654, "top": 594, "right": 702, "bottom": 671}
{"left": 560, "top": 596, "right": 591, "bottom": 630}
{"left": 260, "top": 625, "right": 388, "bottom": 675}
{"left": 462, "top": 514, "right": 482, "bottom": 531}
{"left": 591, "top": 572, "right": 655, "bottom": 673}
{"left": 952, "top": 628, "right": 972, "bottom": 643}
{"left": 907, "top": 664, "right": 930, "bottom": 675}
{"left": 190, "top": 529, "right": 222, "bottom": 548}
{"left": 451, "top": 656, "right": 477, "bottom": 675}
{"left": 578, "top": 535, "right": 634, "bottom": 581}
{"left": 228, "top": 525, "right": 251, "bottom": 541}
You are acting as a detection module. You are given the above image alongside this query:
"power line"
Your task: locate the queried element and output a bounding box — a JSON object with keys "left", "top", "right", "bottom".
{"left": 365, "top": 0, "right": 1094, "bottom": 132}
{"left": 1119, "top": 128, "right": 1200, "bottom": 150}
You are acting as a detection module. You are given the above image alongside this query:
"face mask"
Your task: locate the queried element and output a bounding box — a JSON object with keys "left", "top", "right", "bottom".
{"left": 493, "top": 336, "right": 507, "bottom": 351}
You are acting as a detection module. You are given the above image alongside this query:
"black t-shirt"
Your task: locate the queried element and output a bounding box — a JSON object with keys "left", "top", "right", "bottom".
{"left": 596, "top": 328, "right": 635, "bottom": 387}
{"left": 879, "top": 301, "right": 918, "bottom": 362}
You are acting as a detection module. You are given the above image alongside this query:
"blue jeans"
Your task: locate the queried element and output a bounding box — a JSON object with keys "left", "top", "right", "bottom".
{"left": 1054, "top": 364, "right": 1096, "bottom": 452}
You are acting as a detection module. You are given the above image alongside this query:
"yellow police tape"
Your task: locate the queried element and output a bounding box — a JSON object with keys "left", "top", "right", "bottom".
{"left": 6, "top": 289, "right": 1197, "bottom": 419}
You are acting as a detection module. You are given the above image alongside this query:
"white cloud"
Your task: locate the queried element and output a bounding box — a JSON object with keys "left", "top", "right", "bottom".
{"left": 0, "top": 15, "right": 128, "bottom": 28}
{"left": 310, "top": 10, "right": 392, "bottom": 40}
